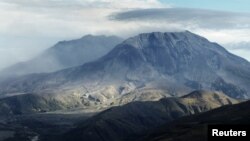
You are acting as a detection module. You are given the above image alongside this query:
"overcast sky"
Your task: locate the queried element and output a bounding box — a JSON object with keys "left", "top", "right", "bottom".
{"left": 0, "top": 0, "right": 250, "bottom": 70}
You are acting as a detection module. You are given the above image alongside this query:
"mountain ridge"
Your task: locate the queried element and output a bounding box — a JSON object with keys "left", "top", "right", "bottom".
{"left": 140, "top": 99, "right": 250, "bottom": 141}
{"left": 0, "top": 31, "right": 249, "bottom": 111}
{"left": 61, "top": 90, "right": 239, "bottom": 141}
{"left": 0, "top": 35, "right": 123, "bottom": 78}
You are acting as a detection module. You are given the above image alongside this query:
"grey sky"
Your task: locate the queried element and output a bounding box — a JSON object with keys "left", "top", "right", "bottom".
{"left": 0, "top": 0, "right": 249, "bottom": 70}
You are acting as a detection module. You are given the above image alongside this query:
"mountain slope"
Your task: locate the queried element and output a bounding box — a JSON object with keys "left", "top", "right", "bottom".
{"left": 141, "top": 99, "right": 250, "bottom": 141}
{"left": 0, "top": 31, "right": 249, "bottom": 108}
{"left": 0, "top": 92, "right": 108, "bottom": 115}
{"left": 0, "top": 35, "right": 123, "bottom": 78}
{"left": 61, "top": 91, "right": 239, "bottom": 141}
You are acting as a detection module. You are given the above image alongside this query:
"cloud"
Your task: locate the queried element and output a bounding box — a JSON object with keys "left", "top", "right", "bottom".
{"left": 229, "top": 49, "right": 250, "bottom": 61}
{"left": 225, "top": 42, "right": 250, "bottom": 50}
{"left": 109, "top": 7, "right": 250, "bottom": 62}
{"left": 0, "top": 0, "right": 167, "bottom": 38}
{"left": 108, "top": 8, "right": 250, "bottom": 45}
{"left": 220, "top": 42, "right": 250, "bottom": 61}
{"left": 1, "top": 0, "right": 165, "bottom": 9}
{"left": 111, "top": 8, "right": 250, "bottom": 29}
{"left": 0, "top": 1, "right": 250, "bottom": 69}
{"left": 0, "top": 0, "right": 167, "bottom": 70}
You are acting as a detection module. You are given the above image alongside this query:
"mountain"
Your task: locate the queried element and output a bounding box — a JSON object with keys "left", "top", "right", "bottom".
{"left": 140, "top": 99, "right": 250, "bottom": 141}
{"left": 0, "top": 35, "right": 123, "bottom": 78}
{"left": 0, "top": 31, "right": 250, "bottom": 111}
{"left": 61, "top": 91, "right": 239, "bottom": 141}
